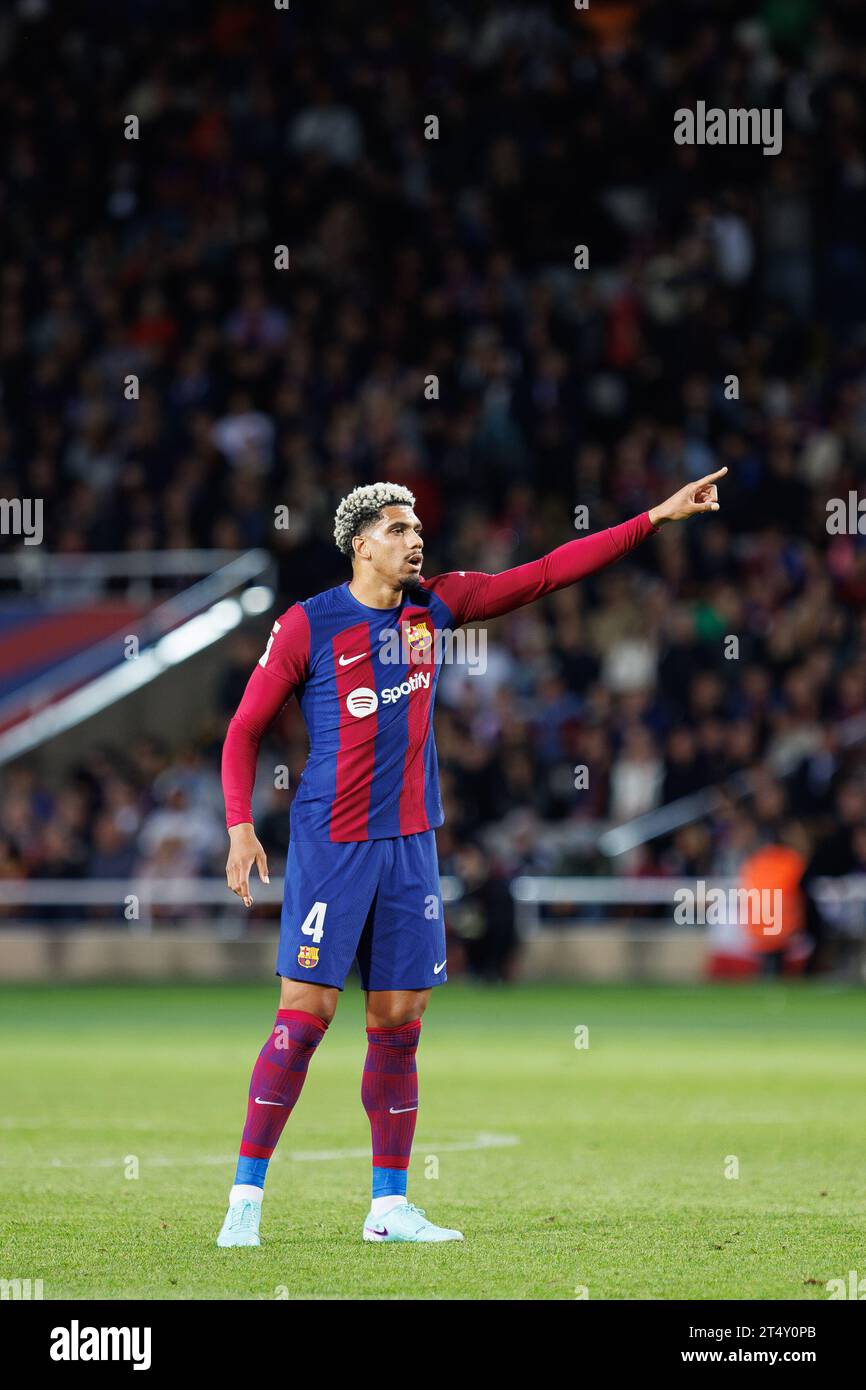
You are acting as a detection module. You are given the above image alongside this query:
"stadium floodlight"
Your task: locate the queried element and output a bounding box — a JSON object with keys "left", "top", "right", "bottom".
{"left": 155, "top": 599, "right": 242, "bottom": 667}
{"left": 240, "top": 584, "right": 275, "bottom": 615}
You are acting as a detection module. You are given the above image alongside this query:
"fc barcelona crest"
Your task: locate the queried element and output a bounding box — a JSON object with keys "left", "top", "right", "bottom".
{"left": 297, "top": 945, "right": 319, "bottom": 968}
{"left": 406, "top": 620, "right": 432, "bottom": 652}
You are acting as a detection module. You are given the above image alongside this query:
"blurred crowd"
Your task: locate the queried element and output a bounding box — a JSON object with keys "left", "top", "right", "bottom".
{"left": 2, "top": 0, "right": 866, "bottom": 961}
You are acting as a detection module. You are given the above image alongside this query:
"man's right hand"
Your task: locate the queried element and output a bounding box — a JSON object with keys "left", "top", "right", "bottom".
{"left": 226, "top": 823, "right": 270, "bottom": 907}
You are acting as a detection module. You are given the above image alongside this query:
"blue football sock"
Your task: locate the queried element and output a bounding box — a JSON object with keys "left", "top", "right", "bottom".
{"left": 234, "top": 1155, "right": 269, "bottom": 1189}
{"left": 372, "top": 1166, "right": 407, "bottom": 1200}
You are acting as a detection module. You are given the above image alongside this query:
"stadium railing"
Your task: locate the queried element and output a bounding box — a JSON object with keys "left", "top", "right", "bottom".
{"left": 0, "top": 875, "right": 862, "bottom": 936}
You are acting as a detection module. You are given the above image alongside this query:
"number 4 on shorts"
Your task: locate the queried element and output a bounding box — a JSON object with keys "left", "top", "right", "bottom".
{"left": 300, "top": 900, "right": 327, "bottom": 943}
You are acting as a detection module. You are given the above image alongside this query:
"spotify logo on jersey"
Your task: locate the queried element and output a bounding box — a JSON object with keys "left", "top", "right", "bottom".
{"left": 346, "top": 687, "right": 379, "bottom": 718}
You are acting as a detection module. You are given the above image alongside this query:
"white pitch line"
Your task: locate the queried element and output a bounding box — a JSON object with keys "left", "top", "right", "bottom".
{"left": 0, "top": 1133, "right": 520, "bottom": 1169}
{"left": 291, "top": 1133, "right": 519, "bottom": 1161}
{"left": 0, "top": 1119, "right": 165, "bottom": 1131}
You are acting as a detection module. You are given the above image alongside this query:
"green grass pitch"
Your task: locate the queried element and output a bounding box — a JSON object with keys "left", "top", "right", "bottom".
{"left": 1, "top": 980, "right": 864, "bottom": 1300}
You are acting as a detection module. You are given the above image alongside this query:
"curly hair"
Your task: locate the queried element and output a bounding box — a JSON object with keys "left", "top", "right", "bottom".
{"left": 333, "top": 482, "right": 417, "bottom": 560}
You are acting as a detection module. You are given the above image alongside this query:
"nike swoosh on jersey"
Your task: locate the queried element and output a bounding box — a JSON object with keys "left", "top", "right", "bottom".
{"left": 338, "top": 651, "right": 367, "bottom": 666}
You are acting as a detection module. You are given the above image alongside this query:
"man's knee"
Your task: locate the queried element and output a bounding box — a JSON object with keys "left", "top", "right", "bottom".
{"left": 278, "top": 977, "right": 339, "bottom": 1025}
{"left": 365, "top": 989, "right": 431, "bottom": 1029}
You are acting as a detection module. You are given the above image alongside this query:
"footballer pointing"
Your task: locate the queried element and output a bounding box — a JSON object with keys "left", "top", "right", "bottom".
{"left": 217, "top": 471, "right": 726, "bottom": 1246}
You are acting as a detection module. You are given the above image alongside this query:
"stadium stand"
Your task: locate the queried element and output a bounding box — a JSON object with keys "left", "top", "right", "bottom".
{"left": 0, "top": 0, "right": 865, "bottom": 972}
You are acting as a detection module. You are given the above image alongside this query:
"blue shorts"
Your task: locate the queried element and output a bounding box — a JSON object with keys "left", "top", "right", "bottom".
{"left": 276, "top": 830, "right": 447, "bottom": 991}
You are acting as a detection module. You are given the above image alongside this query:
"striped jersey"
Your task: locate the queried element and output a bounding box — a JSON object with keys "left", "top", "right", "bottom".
{"left": 221, "top": 511, "right": 657, "bottom": 842}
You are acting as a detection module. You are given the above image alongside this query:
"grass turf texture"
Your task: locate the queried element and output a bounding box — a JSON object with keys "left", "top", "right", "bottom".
{"left": 1, "top": 981, "right": 864, "bottom": 1300}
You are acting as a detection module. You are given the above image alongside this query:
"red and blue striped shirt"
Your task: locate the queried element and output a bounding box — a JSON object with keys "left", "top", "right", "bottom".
{"left": 222, "top": 511, "right": 657, "bottom": 841}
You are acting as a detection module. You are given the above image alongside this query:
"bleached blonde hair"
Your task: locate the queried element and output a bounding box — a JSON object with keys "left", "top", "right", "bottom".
{"left": 333, "top": 482, "right": 417, "bottom": 560}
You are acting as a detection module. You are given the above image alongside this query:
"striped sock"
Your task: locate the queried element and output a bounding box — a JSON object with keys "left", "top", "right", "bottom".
{"left": 362, "top": 1018, "right": 421, "bottom": 1207}
{"left": 231, "top": 1009, "right": 328, "bottom": 1193}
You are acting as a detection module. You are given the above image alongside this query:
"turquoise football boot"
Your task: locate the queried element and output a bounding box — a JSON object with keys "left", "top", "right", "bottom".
{"left": 362, "top": 1202, "right": 464, "bottom": 1243}
{"left": 216, "top": 1197, "right": 262, "bottom": 1247}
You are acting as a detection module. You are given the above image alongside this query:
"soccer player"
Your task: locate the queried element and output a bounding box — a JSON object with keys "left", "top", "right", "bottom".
{"left": 216, "top": 470, "right": 725, "bottom": 1246}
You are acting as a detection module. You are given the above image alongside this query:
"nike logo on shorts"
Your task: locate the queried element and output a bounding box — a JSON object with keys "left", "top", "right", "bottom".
{"left": 433, "top": 959, "right": 447, "bottom": 974}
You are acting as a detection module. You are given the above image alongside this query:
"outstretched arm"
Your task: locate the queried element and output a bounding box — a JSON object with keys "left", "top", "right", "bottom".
{"left": 425, "top": 469, "right": 727, "bottom": 625}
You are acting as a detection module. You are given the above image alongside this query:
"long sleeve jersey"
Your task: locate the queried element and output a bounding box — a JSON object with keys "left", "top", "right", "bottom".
{"left": 222, "top": 510, "right": 658, "bottom": 841}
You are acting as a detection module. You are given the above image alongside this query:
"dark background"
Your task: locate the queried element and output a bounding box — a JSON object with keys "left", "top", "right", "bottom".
{"left": 0, "top": 0, "right": 864, "bottom": 963}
